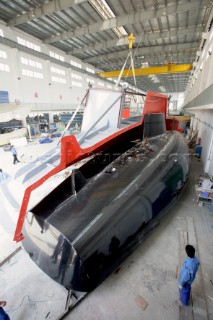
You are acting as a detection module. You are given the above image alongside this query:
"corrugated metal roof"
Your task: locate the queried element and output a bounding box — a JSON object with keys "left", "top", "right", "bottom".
{"left": 0, "top": 0, "right": 212, "bottom": 93}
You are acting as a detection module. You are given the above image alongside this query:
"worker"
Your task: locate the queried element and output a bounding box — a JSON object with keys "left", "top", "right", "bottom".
{"left": 11, "top": 145, "right": 20, "bottom": 164}
{"left": 0, "top": 169, "right": 9, "bottom": 183}
{"left": 178, "top": 244, "right": 200, "bottom": 306}
{"left": 0, "top": 301, "right": 10, "bottom": 320}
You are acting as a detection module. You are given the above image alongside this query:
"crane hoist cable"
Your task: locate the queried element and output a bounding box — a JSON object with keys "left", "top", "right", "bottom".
{"left": 114, "top": 33, "right": 137, "bottom": 89}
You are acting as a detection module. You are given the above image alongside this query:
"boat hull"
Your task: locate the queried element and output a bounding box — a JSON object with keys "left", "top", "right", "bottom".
{"left": 22, "top": 131, "right": 188, "bottom": 292}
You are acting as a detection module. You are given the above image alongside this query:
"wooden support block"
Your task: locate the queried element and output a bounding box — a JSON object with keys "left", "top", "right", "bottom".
{"left": 135, "top": 294, "right": 148, "bottom": 311}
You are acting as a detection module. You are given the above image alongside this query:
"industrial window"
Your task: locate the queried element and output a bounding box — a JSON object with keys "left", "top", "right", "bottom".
{"left": 22, "top": 69, "right": 33, "bottom": 77}
{"left": 49, "top": 51, "right": 64, "bottom": 62}
{"left": 17, "top": 37, "right": 41, "bottom": 52}
{"left": 0, "top": 63, "right": 10, "bottom": 72}
{"left": 34, "top": 72, "right": 43, "bottom": 79}
{"left": 0, "top": 50, "right": 7, "bottom": 59}
{"left": 51, "top": 76, "right": 66, "bottom": 84}
{"left": 35, "top": 62, "right": 42, "bottom": 69}
{"left": 71, "top": 73, "right": 82, "bottom": 80}
{"left": 86, "top": 67, "right": 95, "bottom": 74}
{"left": 51, "top": 66, "right": 65, "bottom": 75}
{"left": 21, "top": 57, "right": 28, "bottom": 65}
{"left": 29, "top": 59, "right": 35, "bottom": 67}
{"left": 22, "top": 69, "right": 43, "bottom": 79}
{"left": 21, "top": 57, "right": 42, "bottom": 69}
{"left": 70, "top": 60, "right": 82, "bottom": 68}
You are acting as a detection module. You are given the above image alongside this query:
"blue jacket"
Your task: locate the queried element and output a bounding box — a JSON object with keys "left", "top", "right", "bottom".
{"left": 0, "top": 307, "right": 10, "bottom": 320}
{"left": 0, "top": 172, "right": 9, "bottom": 183}
{"left": 178, "top": 256, "right": 200, "bottom": 286}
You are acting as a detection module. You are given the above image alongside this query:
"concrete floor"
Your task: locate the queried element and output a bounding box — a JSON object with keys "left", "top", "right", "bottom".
{"left": 0, "top": 140, "right": 213, "bottom": 320}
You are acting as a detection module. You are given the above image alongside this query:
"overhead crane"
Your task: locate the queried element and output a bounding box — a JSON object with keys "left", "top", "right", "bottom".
{"left": 97, "top": 33, "right": 192, "bottom": 79}
{"left": 97, "top": 63, "right": 193, "bottom": 78}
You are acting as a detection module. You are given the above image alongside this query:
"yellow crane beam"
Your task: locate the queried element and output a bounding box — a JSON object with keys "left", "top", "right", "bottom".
{"left": 97, "top": 63, "right": 192, "bottom": 78}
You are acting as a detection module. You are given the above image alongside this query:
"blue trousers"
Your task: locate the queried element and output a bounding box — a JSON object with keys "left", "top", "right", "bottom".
{"left": 179, "top": 283, "right": 191, "bottom": 306}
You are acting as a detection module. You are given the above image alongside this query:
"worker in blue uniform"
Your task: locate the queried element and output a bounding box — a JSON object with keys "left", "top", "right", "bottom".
{"left": 178, "top": 244, "right": 200, "bottom": 306}
{"left": 0, "top": 301, "right": 10, "bottom": 320}
{"left": 11, "top": 145, "right": 20, "bottom": 165}
{"left": 0, "top": 169, "right": 9, "bottom": 184}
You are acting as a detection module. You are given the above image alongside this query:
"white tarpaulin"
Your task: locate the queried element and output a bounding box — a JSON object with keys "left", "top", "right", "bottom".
{"left": 81, "top": 88, "right": 122, "bottom": 132}
{"left": 0, "top": 128, "right": 27, "bottom": 146}
{"left": 0, "top": 103, "right": 30, "bottom": 122}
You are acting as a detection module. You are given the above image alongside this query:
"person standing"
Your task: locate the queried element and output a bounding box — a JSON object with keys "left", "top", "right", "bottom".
{"left": 11, "top": 145, "right": 20, "bottom": 164}
{"left": 0, "top": 301, "right": 10, "bottom": 320}
{"left": 0, "top": 169, "right": 9, "bottom": 183}
{"left": 178, "top": 244, "right": 200, "bottom": 306}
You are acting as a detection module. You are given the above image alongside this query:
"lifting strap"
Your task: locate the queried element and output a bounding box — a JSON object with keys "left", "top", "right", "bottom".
{"left": 115, "top": 33, "right": 137, "bottom": 89}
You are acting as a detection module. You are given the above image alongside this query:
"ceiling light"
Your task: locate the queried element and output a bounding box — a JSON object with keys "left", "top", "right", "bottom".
{"left": 29, "top": 9, "right": 35, "bottom": 18}
{"left": 89, "top": 0, "right": 128, "bottom": 37}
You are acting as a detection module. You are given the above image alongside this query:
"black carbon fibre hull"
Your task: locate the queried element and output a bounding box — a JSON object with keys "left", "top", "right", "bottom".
{"left": 22, "top": 131, "right": 188, "bottom": 292}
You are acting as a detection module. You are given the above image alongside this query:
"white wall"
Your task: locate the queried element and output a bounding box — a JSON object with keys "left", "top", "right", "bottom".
{"left": 183, "top": 9, "right": 213, "bottom": 177}
{"left": 0, "top": 22, "right": 120, "bottom": 108}
{"left": 191, "top": 110, "right": 213, "bottom": 176}
{"left": 183, "top": 9, "right": 213, "bottom": 106}
{"left": 168, "top": 92, "right": 185, "bottom": 113}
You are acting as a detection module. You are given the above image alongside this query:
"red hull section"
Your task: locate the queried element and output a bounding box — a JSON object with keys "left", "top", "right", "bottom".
{"left": 166, "top": 117, "right": 179, "bottom": 131}
{"left": 143, "top": 91, "right": 167, "bottom": 119}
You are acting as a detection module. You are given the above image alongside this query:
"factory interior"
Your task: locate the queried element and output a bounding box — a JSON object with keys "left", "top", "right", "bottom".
{"left": 0, "top": 1, "right": 213, "bottom": 319}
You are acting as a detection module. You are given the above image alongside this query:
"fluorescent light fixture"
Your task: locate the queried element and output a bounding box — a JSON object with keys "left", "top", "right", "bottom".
{"left": 89, "top": 0, "right": 128, "bottom": 37}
